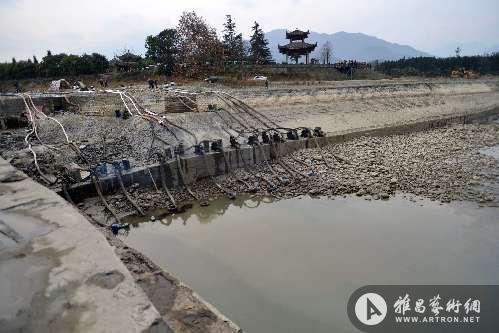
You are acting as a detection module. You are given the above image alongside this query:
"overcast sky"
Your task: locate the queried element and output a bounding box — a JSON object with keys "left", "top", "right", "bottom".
{"left": 1, "top": 0, "right": 498, "bottom": 61}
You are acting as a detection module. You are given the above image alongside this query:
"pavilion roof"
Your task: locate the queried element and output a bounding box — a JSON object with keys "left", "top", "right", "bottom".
{"left": 117, "top": 52, "right": 142, "bottom": 63}
{"left": 278, "top": 41, "right": 317, "bottom": 54}
{"left": 286, "top": 29, "right": 310, "bottom": 40}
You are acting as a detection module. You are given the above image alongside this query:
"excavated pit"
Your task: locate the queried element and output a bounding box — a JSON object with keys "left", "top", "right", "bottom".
{"left": 1, "top": 78, "right": 499, "bottom": 333}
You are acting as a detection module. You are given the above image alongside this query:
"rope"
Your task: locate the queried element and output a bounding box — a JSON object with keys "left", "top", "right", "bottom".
{"left": 92, "top": 175, "right": 120, "bottom": 224}
{"left": 115, "top": 169, "right": 145, "bottom": 216}
{"left": 236, "top": 145, "right": 275, "bottom": 192}
{"left": 174, "top": 94, "right": 198, "bottom": 112}
{"left": 147, "top": 168, "right": 160, "bottom": 193}
{"left": 176, "top": 155, "right": 199, "bottom": 200}
{"left": 158, "top": 156, "right": 177, "bottom": 209}
{"left": 25, "top": 94, "right": 70, "bottom": 143}
{"left": 199, "top": 149, "right": 236, "bottom": 199}
{"left": 124, "top": 91, "right": 197, "bottom": 145}
{"left": 214, "top": 93, "right": 256, "bottom": 131}
{"left": 221, "top": 92, "right": 280, "bottom": 129}
{"left": 256, "top": 144, "right": 285, "bottom": 184}
{"left": 19, "top": 94, "right": 54, "bottom": 185}
{"left": 213, "top": 109, "right": 244, "bottom": 137}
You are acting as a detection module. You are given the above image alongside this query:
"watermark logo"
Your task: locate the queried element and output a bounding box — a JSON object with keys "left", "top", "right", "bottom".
{"left": 347, "top": 285, "right": 499, "bottom": 333}
{"left": 354, "top": 293, "right": 387, "bottom": 325}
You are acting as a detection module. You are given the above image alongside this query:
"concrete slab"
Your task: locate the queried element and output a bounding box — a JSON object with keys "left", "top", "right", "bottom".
{"left": 0, "top": 157, "right": 167, "bottom": 332}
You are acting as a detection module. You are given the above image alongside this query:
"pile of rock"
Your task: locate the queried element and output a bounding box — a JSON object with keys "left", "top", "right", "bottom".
{"left": 214, "top": 123, "right": 499, "bottom": 205}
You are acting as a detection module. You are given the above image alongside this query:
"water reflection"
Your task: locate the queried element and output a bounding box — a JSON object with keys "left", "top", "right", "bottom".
{"left": 124, "top": 195, "right": 278, "bottom": 227}
{"left": 480, "top": 145, "right": 499, "bottom": 159}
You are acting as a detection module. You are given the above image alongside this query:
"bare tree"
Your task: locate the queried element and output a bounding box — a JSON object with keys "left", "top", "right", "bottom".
{"left": 176, "top": 11, "right": 223, "bottom": 77}
{"left": 321, "top": 41, "right": 333, "bottom": 65}
{"left": 455, "top": 46, "right": 462, "bottom": 57}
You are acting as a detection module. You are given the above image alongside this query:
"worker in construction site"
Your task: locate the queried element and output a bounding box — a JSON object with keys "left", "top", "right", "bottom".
{"left": 98, "top": 78, "right": 109, "bottom": 88}
{"left": 147, "top": 79, "right": 158, "bottom": 89}
{"left": 13, "top": 81, "right": 21, "bottom": 93}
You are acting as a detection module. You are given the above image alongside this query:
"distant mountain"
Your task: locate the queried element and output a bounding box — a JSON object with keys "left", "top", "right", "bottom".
{"left": 264, "top": 29, "right": 431, "bottom": 63}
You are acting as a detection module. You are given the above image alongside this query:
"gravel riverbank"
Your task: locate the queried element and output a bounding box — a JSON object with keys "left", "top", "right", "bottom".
{"left": 189, "top": 123, "right": 499, "bottom": 206}
{"left": 79, "top": 122, "right": 499, "bottom": 226}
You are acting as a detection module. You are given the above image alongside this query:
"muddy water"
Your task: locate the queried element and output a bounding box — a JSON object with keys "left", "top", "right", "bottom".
{"left": 481, "top": 145, "right": 499, "bottom": 159}
{"left": 124, "top": 196, "right": 499, "bottom": 333}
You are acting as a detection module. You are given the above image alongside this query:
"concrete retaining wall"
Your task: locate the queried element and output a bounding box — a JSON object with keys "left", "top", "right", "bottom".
{"left": 0, "top": 92, "right": 126, "bottom": 118}
{"left": 0, "top": 93, "right": 66, "bottom": 115}
{"left": 1, "top": 92, "right": 196, "bottom": 120}
{"left": 0, "top": 92, "right": 142, "bottom": 119}
{"left": 64, "top": 106, "right": 499, "bottom": 202}
{"left": 0, "top": 94, "right": 71, "bottom": 128}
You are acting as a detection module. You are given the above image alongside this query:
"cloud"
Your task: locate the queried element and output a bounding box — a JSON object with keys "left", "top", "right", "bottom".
{"left": 0, "top": 0, "right": 498, "bottom": 61}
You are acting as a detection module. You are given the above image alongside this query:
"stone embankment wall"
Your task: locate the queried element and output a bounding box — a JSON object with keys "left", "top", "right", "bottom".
{"left": 2, "top": 79, "right": 495, "bottom": 122}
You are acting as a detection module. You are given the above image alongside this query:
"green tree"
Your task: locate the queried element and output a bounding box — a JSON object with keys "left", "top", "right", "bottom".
{"left": 89, "top": 53, "right": 109, "bottom": 73}
{"left": 59, "top": 54, "right": 82, "bottom": 76}
{"left": 249, "top": 22, "right": 272, "bottom": 65}
{"left": 222, "top": 15, "right": 245, "bottom": 64}
{"left": 8, "top": 58, "right": 17, "bottom": 79}
{"left": 17, "top": 59, "right": 37, "bottom": 79}
{"left": 145, "top": 28, "right": 177, "bottom": 75}
{"left": 376, "top": 53, "right": 499, "bottom": 77}
{"left": 0, "top": 51, "right": 108, "bottom": 80}
{"left": 39, "top": 51, "right": 66, "bottom": 77}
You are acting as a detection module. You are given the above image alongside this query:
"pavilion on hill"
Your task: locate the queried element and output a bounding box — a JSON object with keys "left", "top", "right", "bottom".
{"left": 278, "top": 29, "right": 317, "bottom": 64}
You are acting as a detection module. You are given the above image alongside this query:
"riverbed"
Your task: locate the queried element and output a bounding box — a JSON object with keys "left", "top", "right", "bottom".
{"left": 123, "top": 195, "right": 499, "bottom": 333}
